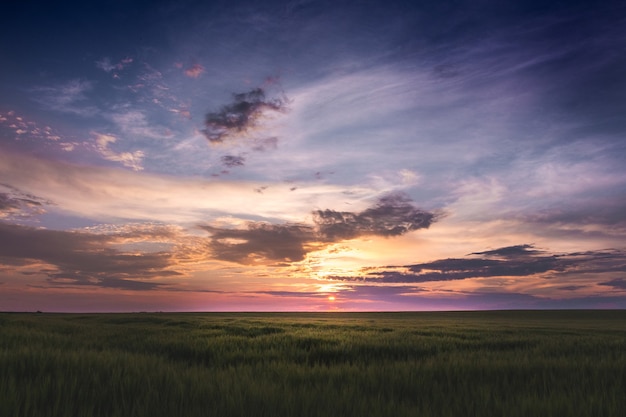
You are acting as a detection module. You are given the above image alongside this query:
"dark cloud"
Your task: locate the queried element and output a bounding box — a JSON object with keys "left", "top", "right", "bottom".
{"left": 203, "top": 88, "right": 288, "bottom": 143}
{"left": 203, "top": 193, "right": 437, "bottom": 264}
{"left": 559, "top": 285, "right": 587, "bottom": 291}
{"left": 201, "top": 223, "right": 316, "bottom": 265}
{"left": 328, "top": 245, "right": 626, "bottom": 284}
{"left": 0, "top": 193, "right": 38, "bottom": 214}
{"left": 0, "top": 222, "right": 181, "bottom": 290}
{"left": 221, "top": 155, "right": 245, "bottom": 168}
{"left": 0, "top": 184, "right": 51, "bottom": 219}
{"left": 599, "top": 278, "right": 626, "bottom": 290}
{"left": 470, "top": 244, "right": 543, "bottom": 258}
{"left": 313, "top": 192, "right": 436, "bottom": 240}
{"left": 252, "top": 283, "right": 626, "bottom": 310}
{"left": 253, "top": 290, "right": 330, "bottom": 299}
{"left": 340, "top": 284, "right": 626, "bottom": 310}
{"left": 46, "top": 272, "right": 164, "bottom": 291}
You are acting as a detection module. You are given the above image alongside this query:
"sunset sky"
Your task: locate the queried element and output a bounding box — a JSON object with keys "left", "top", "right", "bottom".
{"left": 1, "top": 0, "right": 625, "bottom": 312}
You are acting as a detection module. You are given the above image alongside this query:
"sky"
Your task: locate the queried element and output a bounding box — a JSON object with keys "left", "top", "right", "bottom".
{"left": 1, "top": 0, "right": 625, "bottom": 312}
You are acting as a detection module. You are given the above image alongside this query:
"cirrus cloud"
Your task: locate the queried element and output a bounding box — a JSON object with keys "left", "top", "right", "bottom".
{"left": 94, "top": 133, "right": 145, "bottom": 171}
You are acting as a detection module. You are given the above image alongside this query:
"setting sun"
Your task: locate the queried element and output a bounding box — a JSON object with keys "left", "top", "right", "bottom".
{"left": 328, "top": 296, "right": 336, "bottom": 302}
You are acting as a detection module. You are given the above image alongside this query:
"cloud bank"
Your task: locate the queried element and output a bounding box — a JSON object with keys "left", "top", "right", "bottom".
{"left": 0, "top": 222, "right": 181, "bottom": 291}
{"left": 328, "top": 244, "right": 626, "bottom": 285}
{"left": 202, "top": 192, "right": 437, "bottom": 264}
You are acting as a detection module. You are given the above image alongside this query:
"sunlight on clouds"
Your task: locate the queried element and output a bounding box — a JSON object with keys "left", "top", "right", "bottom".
{"left": 94, "top": 133, "right": 145, "bottom": 171}
{"left": 0, "top": 150, "right": 378, "bottom": 225}
{"left": 2, "top": 0, "right": 626, "bottom": 311}
{"left": 302, "top": 244, "right": 365, "bottom": 280}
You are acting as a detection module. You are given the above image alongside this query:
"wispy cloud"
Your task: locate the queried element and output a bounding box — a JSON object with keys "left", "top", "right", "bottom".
{"left": 0, "top": 184, "right": 51, "bottom": 219}
{"left": 0, "top": 149, "right": 367, "bottom": 224}
{"left": 251, "top": 136, "right": 278, "bottom": 151}
{"left": 94, "top": 133, "right": 144, "bottom": 171}
{"left": 184, "top": 63, "right": 205, "bottom": 78}
{"left": 108, "top": 109, "right": 171, "bottom": 140}
{"left": 96, "top": 57, "right": 133, "bottom": 75}
{"left": 32, "top": 79, "right": 98, "bottom": 116}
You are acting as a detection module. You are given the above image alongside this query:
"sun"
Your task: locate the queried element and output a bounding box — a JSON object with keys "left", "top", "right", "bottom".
{"left": 328, "top": 295, "right": 336, "bottom": 302}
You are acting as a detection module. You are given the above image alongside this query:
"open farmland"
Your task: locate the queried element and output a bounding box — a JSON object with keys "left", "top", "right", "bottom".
{"left": 1, "top": 311, "right": 625, "bottom": 417}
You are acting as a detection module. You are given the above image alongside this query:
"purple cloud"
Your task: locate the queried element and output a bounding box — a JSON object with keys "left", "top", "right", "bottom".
{"left": 202, "top": 192, "right": 437, "bottom": 264}
{"left": 328, "top": 246, "right": 626, "bottom": 284}
{"left": 0, "top": 222, "right": 181, "bottom": 290}
{"left": 202, "top": 87, "right": 288, "bottom": 143}
{"left": 314, "top": 192, "right": 437, "bottom": 239}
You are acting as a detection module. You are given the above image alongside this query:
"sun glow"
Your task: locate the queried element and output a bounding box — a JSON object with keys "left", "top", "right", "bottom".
{"left": 328, "top": 295, "right": 336, "bottom": 301}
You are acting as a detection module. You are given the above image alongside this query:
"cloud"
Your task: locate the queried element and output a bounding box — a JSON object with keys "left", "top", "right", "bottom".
{"left": 253, "top": 290, "right": 332, "bottom": 299}
{"left": 221, "top": 155, "right": 245, "bottom": 168}
{"left": 184, "top": 63, "right": 205, "bottom": 78}
{"left": 202, "top": 223, "right": 316, "bottom": 264}
{"left": 108, "top": 109, "right": 170, "bottom": 139}
{"left": 202, "top": 192, "right": 437, "bottom": 264}
{"left": 252, "top": 136, "right": 278, "bottom": 151}
{"left": 599, "top": 279, "right": 626, "bottom": 290}
{"left": 202, "top": 87, "right": 288, "bottom": 143}
{"left": 328, "top": 245, "right": 626, "bottom": 284}
{"left": 96, "top": 57, "right": 133, "bottom": 73}
{"left": 32, "top": 79, "right": 97, "bottom": 116}
{"left": 0, "top": 110, "right": 64, "bottom": 144}
{"left": 337, "top": 284, "right": 626, "bottom": 310}
{"left": 0, "top": 184, "right": 51, "bottom": 219}
{"left": 96, "top": 58, "right": 116, "bottom": 72}
{"left": 313, "top": 192, "right": 437, "bottom": 240}
{"left": 517, "top": 197, "right": 626, "bottom": 229}
{"left": 0, "top": 149, "right": 365, "bottom": 225}
{"left": 0, "top": 222, "right": 181, "bottom": 290}
{"left": 94, "top": 133, "right": 145, "bottom": 171}
{"left": 470, "top": 244, "right": 543, "bottom": 258}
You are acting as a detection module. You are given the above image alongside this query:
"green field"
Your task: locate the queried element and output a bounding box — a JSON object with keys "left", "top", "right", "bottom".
{"left": 1, "top": 311, "right": 625, "bottom": 417}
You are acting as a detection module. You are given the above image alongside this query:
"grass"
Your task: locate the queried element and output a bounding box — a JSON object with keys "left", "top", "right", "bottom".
{"left": 1, "top": 310, "right": 625, "bottom": 416}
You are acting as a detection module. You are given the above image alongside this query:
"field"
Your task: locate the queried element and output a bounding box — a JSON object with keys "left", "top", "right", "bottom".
{"left": 1, "top": 310, "right": 625, "bottom": 417}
